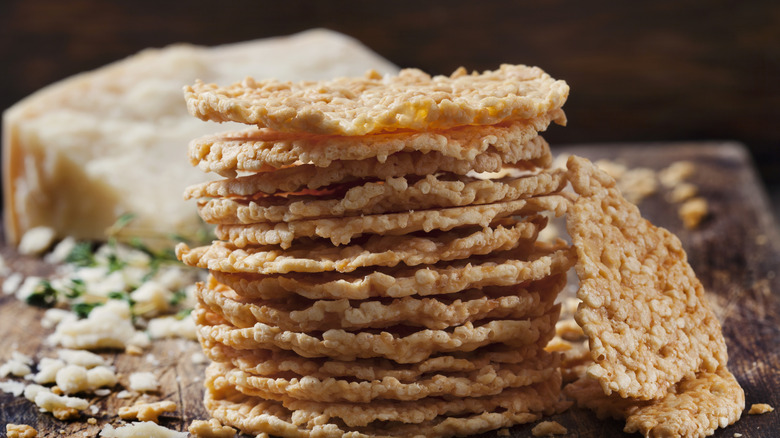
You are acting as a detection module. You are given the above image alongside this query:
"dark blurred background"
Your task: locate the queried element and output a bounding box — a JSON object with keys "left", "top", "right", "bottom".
{"left": 2, "top": 0, "right": 779, "bottom": 204}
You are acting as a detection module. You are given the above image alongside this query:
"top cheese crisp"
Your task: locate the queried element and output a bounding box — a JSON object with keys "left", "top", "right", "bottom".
{"left": 184, "top": 64, "right": 569, "bottom": 135}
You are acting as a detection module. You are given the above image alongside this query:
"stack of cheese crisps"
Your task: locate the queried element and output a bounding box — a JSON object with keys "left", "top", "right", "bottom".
{"left": 177, "top": 65, "right": 574, "bottom": 437}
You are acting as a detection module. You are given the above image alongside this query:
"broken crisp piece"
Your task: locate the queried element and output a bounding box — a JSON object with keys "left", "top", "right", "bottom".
{"left": 748, "top": 403, "right": 774, "bottom": 415}
{"left": 565, "top": 367, "right": 744, "bottom": 437}
{"left": 118, "top": 400, "right": 177, "bottom": 423}
{"left": 565, "top": 155, "right": 729, "bottom": 400}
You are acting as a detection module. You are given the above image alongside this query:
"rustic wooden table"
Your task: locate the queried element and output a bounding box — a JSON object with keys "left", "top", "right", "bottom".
{"left": 1, "top": 142, "right": 778, "bottom": 437}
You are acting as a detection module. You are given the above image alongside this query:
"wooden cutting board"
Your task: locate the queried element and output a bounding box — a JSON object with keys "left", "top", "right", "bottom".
{"left": 1, "top": 141, "right": 778, "bottom": 437}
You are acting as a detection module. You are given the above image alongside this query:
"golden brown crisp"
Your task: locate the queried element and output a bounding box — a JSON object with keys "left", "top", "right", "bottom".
{"left": 194, "top": 305, "right": 559, "bottom": 364}
{"left": 194, "top": 170, "right": 566, "bottom": 224}
{"left": 179, "top": 218, "right": 544, "bottom": 274}
{"left": 531, "top": 420, "right": 568, "bottom": 436}
{"left": 184, "top": 65, "right": 568, "bottom": 135}
{"left": 212, "top": 195, "right": 568, "bottom": 248}
{"left": 211, "top": 242, "right": 575, "bottom": 300}
{"left": 203, "top": 342, "right": 552, "bottom": 382}
{"left": 565, "top": 155, "right": 728, "bottom": 400}
{"left": 118, "top": 400, "right": 177, "bottom": 423}
{"left": 187, "top": 115, "right": 559, "bottom": 175}
{"left": 188, "top": 418, "right": 237, "bottom": 438}
{"left": 6, "top": 424, "right": 38, "bottom": 438}
{"left": 202, "top": 366, "right": 565, "bottom": 437}
{"left": 564, "top": 367, "right": 744, "bottom": 438}
{"left": 216, "top": 353, "right": 560, "bottom": 402}
{"left": 198, "top": 273, "right": 563, "bottom": 331}
{"left": 748, "top": 403, "right": 774, "bottom": 415}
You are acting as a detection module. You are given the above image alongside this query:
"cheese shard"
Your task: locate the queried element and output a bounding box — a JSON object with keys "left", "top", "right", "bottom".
{"left": 2, "top": 29, "right": 398, "bottom": 247}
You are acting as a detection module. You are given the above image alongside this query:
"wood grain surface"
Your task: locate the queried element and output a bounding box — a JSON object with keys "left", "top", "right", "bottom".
{"left": 0, "top": 142, "right": 778, "bottom": 437}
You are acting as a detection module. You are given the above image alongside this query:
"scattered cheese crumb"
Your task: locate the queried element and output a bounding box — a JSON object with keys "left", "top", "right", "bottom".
{"left": 119, "top": 400, "right": 177, "bottom": 423}
{"left": 531, "top": 420, "right": 568, "bottom": 436}
{"left": 748, "top": 403, "right": 774, "bottom": 414}
{"left": 679, "top": 197, "right": 709, "bottom": 229}
{"left": 88, "top": 417, "right": 98, "bottom": 425}
{"left": 116, "top": 389, "right": 133, "bottom": 399}
{"left": 48, "top": 300, "right": 150, "bottom": 350}
{"left": 58, "top": 349, "right": 109, "bottom": 368}
{"left": 659, "top": 161, "right": 695, "bottom": 188}
{"left": 99, "top": 422, "right": 188, "bottom": 438}
{"left": 667, "top": 182, "right": 698, "bottom": 203}
{"left": 24, "top": 383, "right": 89, "bottom": 420}
{"left": 0, "top": 352, "right": 33, "bottom": 378}
{"left": 188, "top": 418, "right": 237, "bottom": 438}
{"left": 18, "top": 226, "right": 57, "bottom": 256}
{"left": 0, "top": 379, "right": 27, "bottom": 396}
{"left": 54, "top": 363, "right": 117, "bottom": 394}
{"left": 2, "top": 272, "right": 23, "bottom": 295}
{"left": 147, "top": 315, "right": 197, "bottom": 340}
{"left": 128, "top": 372, "right": 158, "bottom": 392}
{"left": 44, "top": 236, "right": 78, "bottom": 264}
{"left": 6, "top": 424, "right": 38, "bottom": 438}
{"left": 190, "top": 352, "right": 208, "bottom": 365}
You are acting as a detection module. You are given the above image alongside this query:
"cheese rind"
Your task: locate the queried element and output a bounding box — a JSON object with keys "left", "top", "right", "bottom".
{"left": 2, "top": 29, "right": 397, "bottom": 246}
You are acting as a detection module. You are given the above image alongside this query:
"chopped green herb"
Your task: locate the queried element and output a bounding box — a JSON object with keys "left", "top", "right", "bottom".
{"left": 25, "top": 280, "right": 58, "bottom": 307}
{"left": 108, "top": 291, "right": 135, "bottom": 307}
{"left": 169, "top": 289, "right": 188, "bottom": 307}
{"left": 175, "top": 308, "right": 193, "bottom": 320}
{"left": 106, "top": 213, "right": 136, "bottom": 237}
{"left": 63, "top": 278, "right": 86, "bottom": 299}
{"left": 65, "top": 242, "right": 97, "bottom": 267}
{"left": 106, "top": 252, "right": 126, "bottom": 273}
{"left": 72, "top": 302, "right": 102, "bottom": 319}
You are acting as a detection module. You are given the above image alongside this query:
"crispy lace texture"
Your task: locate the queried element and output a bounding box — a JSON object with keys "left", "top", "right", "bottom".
{"left": 184, "top": 65, "right": 569, "bottom": 135}
{"left": 202, "top": 342, "right": 552, "bottom": 382}
{"left": 194, "top": 304, "right": 559, "bottom": 364}
{"left": 187, "top": 117, "right": 559, "bottom": 176}
{"left": 565, "top": 155, "right": 728, "bottom": 400}
{"left": 210, "top": 242, "right": 575, "bottom": 300}
{"left": 178, "top": 217, "right": 544, "bottom": 274}
{"left": 203, "top": 366, "right": 565, "bottom": 437}
{"left": 212, "top": 195, "right": 568, "bottom": 248}
{"left": 197, "top": 272, "right": 565, "bottom": 331}
{"left": 194, "top": 170, "right": 567, "bottom": 224}
{"left": 215, "top": 352, "right": 560, "bottom": 403}
{"left": 564, "top": 367, "right": 744, "bottom": 437}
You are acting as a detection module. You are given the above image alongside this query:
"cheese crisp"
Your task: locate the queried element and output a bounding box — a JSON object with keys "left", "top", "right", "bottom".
{"left": 184, "top": 65, "right": 569, "bottom": 135}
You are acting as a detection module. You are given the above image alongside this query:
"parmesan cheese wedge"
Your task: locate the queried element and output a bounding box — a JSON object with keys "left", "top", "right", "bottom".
{"left": 3, "top": 29, "right": 397, "bottom": 247}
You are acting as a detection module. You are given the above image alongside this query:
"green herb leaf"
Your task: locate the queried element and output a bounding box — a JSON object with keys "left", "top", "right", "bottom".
{"left": 175, "top": 308, "right": 192, "bottom": 320}
{"left": 72, "top": 302, "right": 102, "bottom": 319}
{"left": 25, "top": 280, "right": 58, "bottom": 307}
{"left": 65, "top": 242, "right": 97, "bottom": 267}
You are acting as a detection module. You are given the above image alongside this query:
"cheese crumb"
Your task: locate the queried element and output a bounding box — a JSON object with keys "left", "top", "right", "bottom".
{"left": 0, "top": 379, "right": 27, "bottom": 396}
{"left": 531, "top": 420, "right": 568, "bottom": 436}
{"left": 6, "top": 424, "right": 38, "bottom": 438}
{"left": 48, "top": 300, "right": 150, "bottom": 350}
{"left": 18, "top": 226, "right": 57, "bottom": 255}
{"left": 748, "top": 403, "right": 774, "bottom": 414}
{"left": 188, "top": 418, "right": 237, "bottom": 438}
{"left": 0, "top": 352, "right": 33, "bottom": 378}
{"left": 128, "top": 371, "right": 159, "bottom": 392}
{"left": 147, "top": 315, "right": 197, "bottom": 340}
{"left": 659, "top": 161, "right": 695, "bottom": 188}
{"left": 119, "top": 400, "right": 177, "bottom": 423}
{"left": 24, "top": 383, "right": 89, "bottom": 420}
{"left": 99, "top": 422, "right": 188, "bottom": 438}
{"left": 679, "top": 197, "right": 709, "bottom": 229}
{"left": 57, "top": 349, "right": 109, "bottom": 368}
